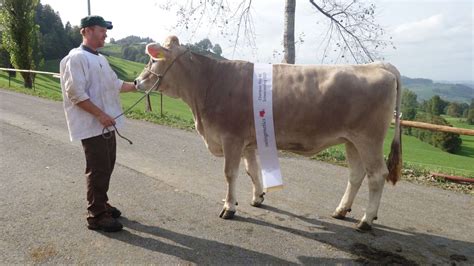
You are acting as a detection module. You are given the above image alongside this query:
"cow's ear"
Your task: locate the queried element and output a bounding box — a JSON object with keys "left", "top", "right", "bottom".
{"left": 146, "top": 43, "right": 170, "bottom": 60}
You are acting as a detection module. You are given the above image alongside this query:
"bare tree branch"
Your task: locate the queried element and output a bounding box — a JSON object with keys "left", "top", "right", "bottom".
{"left": 163, "top": 0, "right": 256, "bottom": 57}
{"left": 162, "top": 0, "right": 393, "bottom": 63}
{"left": 309, "top": 0, "right": 393, "bottom": 63}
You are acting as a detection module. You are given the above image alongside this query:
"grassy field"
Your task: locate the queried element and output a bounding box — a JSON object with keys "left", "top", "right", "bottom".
{"left": 1, "top": 55, "right": 473, "bottom": 177}
{"left": 0, "top": 56, "right": 194, "bottom": 125}
{"left": 315, "top": 124, "right": 474, "bottom": 177}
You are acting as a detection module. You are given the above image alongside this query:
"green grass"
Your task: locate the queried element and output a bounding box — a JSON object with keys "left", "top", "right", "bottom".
{"left": 1, "top": 55, "right": 473, "bottom": 178}
{"left": 0, "top": 56, "right": 194, "bottom": 128}
{"left": 99, "top": 43, "right": 124, "bottom": 58}
{"left": 313, "top": 125, "right": 474, "bottom": 177}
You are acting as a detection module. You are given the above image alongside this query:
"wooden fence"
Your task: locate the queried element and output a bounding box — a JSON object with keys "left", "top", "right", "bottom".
{"left": 395, "top": 120, "right": 474, "bottom": 136}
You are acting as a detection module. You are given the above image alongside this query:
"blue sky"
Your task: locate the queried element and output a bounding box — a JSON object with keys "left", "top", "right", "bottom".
{"left": 41, "top": 0, "right": 473, "bottom": 82}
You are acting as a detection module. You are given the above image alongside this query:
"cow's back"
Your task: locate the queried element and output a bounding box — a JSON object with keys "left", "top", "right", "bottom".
{"left": 271, "top": 62, "right": 398, "bottom": 154}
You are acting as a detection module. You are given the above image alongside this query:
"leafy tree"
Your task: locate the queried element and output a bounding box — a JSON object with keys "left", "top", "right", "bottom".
{"left": 423, "top": 95, "right": 448, "bottom": 116}
{"left": 184, "top": 38, "right": 226, "bottom": 60}
{"left": 446, "top": 102, "right": 463, "bottom": 118}
{"left": 430, "top": 95, "right": 443, "bottom": 116}
{"left": 411, "top": 113, "right": 462, "bottom": 153}
{"left": 467, "top": 99, "right": 474, "bottom": 125}
{"left": 401, "top": 89, "right": 418, "bottom": 135}
{"left": 0, "top": 0, "right": 39, "bottom": 88}
{"left": 0, "top": 32, "right": 16, "bottom": 77}
{"left": 64, "top": 22, "right": 82, "bottom": 48}
{"left": 0, "top": 33, "right": 9, "bottom": 66}
{"left": 35, "top": 3, "right": 70, "bottom": 59}
{"left": 212, "top": 44, "right": 222, "bottom": 56}
{"left": 196, "top": 38, "right": 213, "bottom": 51}
{"left": 401, "top": 89, "right": 418, "bottom": 120}
{"left": 122, "top": 46, "right": 139, "bottom": 61}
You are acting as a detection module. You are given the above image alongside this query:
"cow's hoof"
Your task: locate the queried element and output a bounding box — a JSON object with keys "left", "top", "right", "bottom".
{"left": 355, "top": 221, "right": 372, "bottom": 232}
{"left": 331, "top": 208, "right": 351, "bottom": 220}
{"left": 331, "top": 212, "right": 346, "bottom": 220}
{"left": 219, "top": 209, "right": 236, "bottom": 219}
{"left": 250, "top": 192, "right": 265, "bottom": 207}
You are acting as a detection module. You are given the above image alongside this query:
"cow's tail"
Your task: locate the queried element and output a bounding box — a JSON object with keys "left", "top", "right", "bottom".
{"left": 385, "top": 64, "right": 402, "bottom": 185}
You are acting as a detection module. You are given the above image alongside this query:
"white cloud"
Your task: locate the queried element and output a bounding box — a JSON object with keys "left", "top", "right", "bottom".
{"left": 393, "top": 14, "right": 445, "bottom": 43}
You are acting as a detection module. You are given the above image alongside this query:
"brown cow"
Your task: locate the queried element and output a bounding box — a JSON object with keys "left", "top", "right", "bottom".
{"left": 135, "top": 36, "right": 402, "bottom": 231}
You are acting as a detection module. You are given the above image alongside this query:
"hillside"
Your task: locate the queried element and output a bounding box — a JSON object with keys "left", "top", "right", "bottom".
{"left": 100, "top": 41, "right": 226, "bottom": 64}
{"left": 401, "top": 76, "right": 473, "bottom": 104}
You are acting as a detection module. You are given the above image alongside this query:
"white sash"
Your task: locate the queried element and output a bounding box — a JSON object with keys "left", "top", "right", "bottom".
{"left": 252, "top": 64, "right": 283, "bottom": 192}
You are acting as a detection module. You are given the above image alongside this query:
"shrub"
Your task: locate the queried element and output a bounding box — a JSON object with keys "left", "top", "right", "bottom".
{"left": 411, "top": 113, "right": 462, "bottom": 153}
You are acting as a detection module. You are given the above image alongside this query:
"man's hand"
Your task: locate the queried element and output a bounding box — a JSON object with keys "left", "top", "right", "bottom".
{"left": 120, "top": 82, "right": 137, "bottom": 93}
{"left": 76, "top": 99, "right": 115, "bottom": 127}
{"left": 96, "top": 113, "right": 116, "bottom": 127}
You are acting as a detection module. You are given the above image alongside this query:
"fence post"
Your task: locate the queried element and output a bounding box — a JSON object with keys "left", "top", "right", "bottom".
{"left": 32, "top": 73, "right": 36, "bottom": 91}
{"left": 145, "top": 94, "right": 152, "bottom": 112}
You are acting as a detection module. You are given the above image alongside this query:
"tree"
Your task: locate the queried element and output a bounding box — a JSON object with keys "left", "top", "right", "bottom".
{"left": 35, "top": 3, "right": 71, "bottom": 60}
{"left": 212, "top": 44, "right": 222, "bottom": 56}
{"left": 401, "top": 89, "right": 418, "bottom": 120}
{"left": 0, "top": 32, "right": 16, "bottom": 78}
{"left": 430, "top": 95, "right": 443, "bottom": 116}
{"left": 401, "top": 89, "right": 418, "bottom": 135}
{"left": 446, "top": 102, "right": 463, "bottom": 118}
{"left": 163, "top": 0, "right": 392, "bottom": 64}
{"left": 196, "top": 38, "right": 213, "bottom": 51}
{"left": 411, "top": 113, "right": 462, "bottom": 153}
{"left": 64, "top": 22, "right": 82, "bottom": 49}
{"left": 0, "top": 0, "right": 39, "bottom": 88}
{"left": 467, "top": 99, "right": 474, "bottom": 125}
{"left": 425, "top": 95, "right": 448, "bottom": 116}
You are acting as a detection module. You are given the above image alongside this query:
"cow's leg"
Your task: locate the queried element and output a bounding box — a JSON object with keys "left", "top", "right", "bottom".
{"left": 219, "top": 137, "right": 244, "bottom": 219}
{"left": 356, "top": 144, "right": 388, "bottom": 231}
{"left": 243, "top": 148, "right": 265, "bottom": 207}
{"left": 332, "top": 142, "right": 366, "bottom": 219}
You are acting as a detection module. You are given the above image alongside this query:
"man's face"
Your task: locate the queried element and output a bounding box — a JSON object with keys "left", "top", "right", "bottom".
{"left": 85, "top": 26, "right": 107, "bottom": 49}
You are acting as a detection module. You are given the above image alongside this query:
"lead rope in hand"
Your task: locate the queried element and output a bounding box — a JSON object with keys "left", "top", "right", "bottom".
{"left": 102, "top": 76, "right": 162, "bottom": 144}
{"left": 102, "top": 49, "right": 190, "bottom": 144}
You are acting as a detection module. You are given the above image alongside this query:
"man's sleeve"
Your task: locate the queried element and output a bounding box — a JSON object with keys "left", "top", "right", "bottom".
{"left": 109, "top": 66, "right": 124, "bottom": 92}
{"left": 63, "top": 54, "right": 90, "bottom": 104}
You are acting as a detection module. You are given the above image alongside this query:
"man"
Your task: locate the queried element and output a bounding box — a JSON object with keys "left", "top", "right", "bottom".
{"left": 60, "top": 15, "right": 137, "bottom": 232}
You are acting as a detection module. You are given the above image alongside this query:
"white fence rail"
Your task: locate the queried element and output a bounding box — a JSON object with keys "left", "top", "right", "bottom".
{"left": 0, "top": 67, "right": 60, "bottom": 78}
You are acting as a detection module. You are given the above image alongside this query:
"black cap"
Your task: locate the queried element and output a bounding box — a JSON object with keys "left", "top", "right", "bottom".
{"left": 80, "top": 15, "right": 113, "bottom": 30}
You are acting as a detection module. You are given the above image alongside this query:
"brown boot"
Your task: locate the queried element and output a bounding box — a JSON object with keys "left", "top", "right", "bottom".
{"left": 105, "top": 203, "right": 122, "bottom": 219}
{"left": 87, "top": 212, "right": 123, "bottom": 232}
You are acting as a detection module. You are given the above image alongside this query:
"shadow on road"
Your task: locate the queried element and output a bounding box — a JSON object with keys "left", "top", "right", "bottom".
{"left": 235, "top": 205, "right": 471, "bottom": 265}
{"left": 100, "top": 217, "right": 354, "bottom": 264}
{"left": 98, "top": 206, "right": 471, "bottom": 265}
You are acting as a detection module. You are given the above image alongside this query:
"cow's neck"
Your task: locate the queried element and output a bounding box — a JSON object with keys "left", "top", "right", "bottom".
{"left": 176, "top": 52, "right": 216, "bottom": 135}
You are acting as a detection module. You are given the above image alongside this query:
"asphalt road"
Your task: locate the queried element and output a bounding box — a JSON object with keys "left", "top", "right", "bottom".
{"left": 1, "top": 89, "right": 473, "bottom": 264}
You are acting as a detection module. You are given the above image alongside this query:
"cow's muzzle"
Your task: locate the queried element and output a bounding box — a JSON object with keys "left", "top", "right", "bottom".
{"left": 134, "top": 79, "right": 147, "bottom": 91}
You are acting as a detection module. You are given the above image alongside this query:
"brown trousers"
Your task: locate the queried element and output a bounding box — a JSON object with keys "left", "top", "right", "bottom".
{"left": 81, "top": 131, "right": 116, "bottom": 217}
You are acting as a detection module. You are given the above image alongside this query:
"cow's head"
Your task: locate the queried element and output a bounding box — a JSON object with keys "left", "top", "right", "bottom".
{"left": 134, "top": 35, "right": 186, "bottom": 98}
